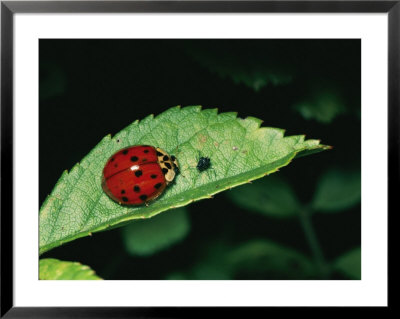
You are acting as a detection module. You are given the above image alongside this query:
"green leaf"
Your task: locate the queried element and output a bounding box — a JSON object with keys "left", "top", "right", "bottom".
{"left": 168, "top": 240, "right": 317, "bottom": 280}
{"left": 226, "top": 240, "right": 316, "bottom": 279}
{"left": 293, "top": 89, "right": 346, "bottom": 124}
{"left": 40, "top": 106, "right": 329, "bottom": 254}
{"left": 189, "top": 242, "right": 234, "bottom": 280}
{"left": 166, "top": 239, "right": 318, "bottom": 280}
{"left": 226, "top": 176, "right": 301, "bottom": 218}
{"left": 185, "top": 42, "right": 294, "bottom": 91}
{"left": 121, "top": 207, "right": 190, "bottom": 256}
{"left": 311, "top": 168, "right": 361, "bottom": 213}
{"left": 292, "top": 78, "right": 349, "bottom": 124}
{"left": 165, "top": 242, "right": 236, "bottom": 280}
{"left": 39, "top": 258, "right": 102, "bottom": 280}
{"left": 333, "top": 247, "right": 361, "bottom": 279}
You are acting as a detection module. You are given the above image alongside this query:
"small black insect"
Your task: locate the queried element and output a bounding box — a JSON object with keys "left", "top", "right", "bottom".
{"left": 196, "top": 156, "right": 212, "bottom": 172}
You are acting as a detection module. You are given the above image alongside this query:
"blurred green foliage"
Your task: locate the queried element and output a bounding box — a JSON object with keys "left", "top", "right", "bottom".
{"left": 293, "top": 88, "right": 347, "bottom": 124}
{"left": 121, "top": 208, "right": 190, "bottom": 256}
{"left": 333, "top": 248, "right": 361, "bottom": 279}
{"left": 40, "top": 39, "right": 361, "bottom": 280}
{"left": 224, "top": 168, "right": 361, "bottom": 279}
{"left": 226, "top": 176, "right": 301, "bottom": 218}
{"left": 168, "top": 240, "right": 316, "bottom": 280}
{"left": 312, "top": 169, "right": 361, "bottom": 213}
{"left": 227, "top": 168, "right": 361, "bottom": 217}
{"left": 185, "top": 41, "right": 295, "bottom": 91}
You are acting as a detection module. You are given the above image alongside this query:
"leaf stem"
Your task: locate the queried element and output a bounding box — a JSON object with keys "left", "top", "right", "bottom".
{"left": 298, "top": 206, "right": 329, "bottom": 278}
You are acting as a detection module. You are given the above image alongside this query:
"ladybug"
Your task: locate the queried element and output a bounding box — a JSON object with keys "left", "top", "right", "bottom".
{"left": 196, "top": 156, "right": 211, "bottom": 172}
{"left": 102, "top": 145, "right": 179, "bottom": 205}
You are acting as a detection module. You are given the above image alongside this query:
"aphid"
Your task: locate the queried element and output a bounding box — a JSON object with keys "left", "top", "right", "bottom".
{"left": 195, "top": 154, "right": 216, "bottom": 180}
{"left": 196, "top": 156, "right": 212, "bottom": 172}
{"left": 102, "top": 145, "right": 179, "bottom": 205}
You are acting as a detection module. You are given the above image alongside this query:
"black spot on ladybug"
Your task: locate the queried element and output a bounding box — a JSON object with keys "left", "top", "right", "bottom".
{"left": 171, "top": 155, "right": 176, "bottom": 161}
{"left": 140, "top": 194, "right": 148, "bottom": 201}
{"left": 163, "top": 155, "right": 169, "bottom": 161}
{"left": 144, "top": 149, "right": 149, "bottom": 153}
{"left": 133, "top": 185, "right": 140, "bottom": 193}
{"left": 122, "top": 150, "right": 129, "bottom": 155}
{"left": 122, "top": 197, "right": 129, "bottom": 202}
{"left": 151, "top": 174, "right": 157, "bottom": 179}
{"left": 156, "top": 151, "right": 163, "bottom": 157}
{"left": 154, "top": 183, "right": 162, "bottom": 189}
{"left": 114, "top": 164, "right": 118, "bottom": 168}
{"left": 130, "top": 156, "right": 138, "bottom": 162}
{"left": 135, "top": 170, "right": 143, "bottom": 177}
{"left": 121, "top": 190, "right": 126, "bottom": 194}
{"left": 164, "top": 162, "right": 172, "bottom": 169}
{"left": 197, "top": 156, "right": 211, "bottom": 172}
{"left": 111, "top": 157, "right": 115, "bottom": 162}
{"left": 162, "top": 168, "right": 168, "bottom": 175}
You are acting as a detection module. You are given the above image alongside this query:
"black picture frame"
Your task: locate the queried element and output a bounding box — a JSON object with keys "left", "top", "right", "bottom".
{"left": 1, "top": 0, "right": 397, "bottom": 317}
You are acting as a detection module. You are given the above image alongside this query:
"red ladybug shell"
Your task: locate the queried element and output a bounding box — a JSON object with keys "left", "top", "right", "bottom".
{"left": 102, "top": 145, "right": 179, "bottom": 205}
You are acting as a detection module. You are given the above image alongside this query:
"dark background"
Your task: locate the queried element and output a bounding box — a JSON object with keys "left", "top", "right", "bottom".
{"left": 39, "top": 39, "right": 360, "bottom": 279}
